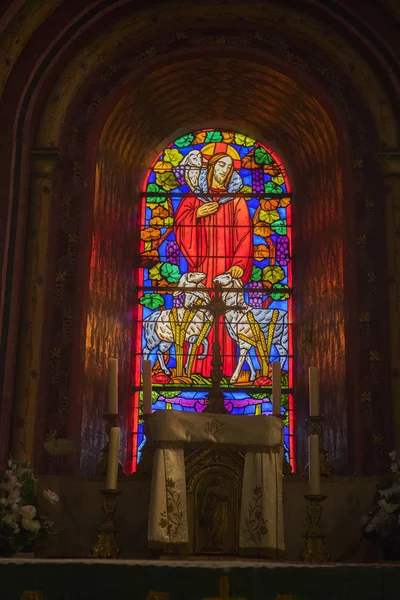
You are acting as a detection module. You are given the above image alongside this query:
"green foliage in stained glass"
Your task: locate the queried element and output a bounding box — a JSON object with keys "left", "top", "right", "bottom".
{"left": 164, "top": 148, "right": 184, "bottom": 166}
{"left": 149, "top": 263, "right": 163, "bottom": 281}
{"left": 146, "top": 183, "right": 166, "bottom": 203}
{"left": 250, "top": 266, "right": 262, "bottom": 282}
{"left": 139, "top": 293, "right": 165, "bottom": 309}
{"left": 234, "top": 133, "right": 256, "bottom": 147}
{"left": 160, "top": 262, "right": 181, "bottom": 283}
{"left": 270, "top": 283, "right": 290, "bottom": 300}
{"left": 139, "top": 390, "right": 159, "bottom": 408}
{"left": 262, "top": 265, "right": 285, "bottom": 284}
{"left": 264, "top": 181, "right": 283, "bottom": 195}
{"left": 155, "top": 171, "right": 179, "bottom": 191}
{"left": 259, "top": 209, "right": 280, "bottom": 224}
{"left": 271, "top": 219, "right": 287, "bottom": 235}
{"left": 174, "top": 133, "right": 195, "bottom": 148}
{"left": 255, "top": 147, "right": 274, "bottom": 165}
{"left": 162, "top": 391, "right": 181, "bottom": 398}
{"left": 281, "top": 394, "right": 289, "bottom": 410}
{"left": 205, "top": 130, "right": 223, "bottom": 143}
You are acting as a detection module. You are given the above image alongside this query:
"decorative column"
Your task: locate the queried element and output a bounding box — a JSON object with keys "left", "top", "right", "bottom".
{"left": 11, "top": 148, "right": 60, "bottom": 461}
{"left": 377, "top": 150, "right": 400, "bottom": 454}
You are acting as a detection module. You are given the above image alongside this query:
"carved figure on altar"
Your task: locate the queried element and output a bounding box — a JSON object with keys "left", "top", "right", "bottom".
{"left": 174, "top": 150, "right": 253, "bottom": 377}
{"left": 199, "top": 476, "right": 231, "bottom": 551}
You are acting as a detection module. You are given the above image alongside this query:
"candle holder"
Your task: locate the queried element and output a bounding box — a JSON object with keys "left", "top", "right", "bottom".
{"left": 300, "top": 494, "right": 330, "bottom": 563}
{"left": 91, "top": 489, "right": 121, "bottom": 559}
{"left": 96, "top": 413, "right": 126, "bottom": 478}
{"left": 306, "top": 416, "right": 333, "bottom": 477}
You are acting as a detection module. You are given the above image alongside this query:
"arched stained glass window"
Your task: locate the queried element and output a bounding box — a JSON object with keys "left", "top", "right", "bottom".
{"left": 130, "top": 129, "right": 293, "bottom": 471}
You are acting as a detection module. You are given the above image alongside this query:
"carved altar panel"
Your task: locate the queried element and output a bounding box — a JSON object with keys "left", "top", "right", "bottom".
{"left": 195, "top": 468, "right": 239, "bottom": 554}
{"left": 185, "top": 448, "right": 244, "bottom": 555}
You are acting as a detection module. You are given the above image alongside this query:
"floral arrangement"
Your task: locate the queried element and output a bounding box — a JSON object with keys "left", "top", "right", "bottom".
{"left": 362, "top": 451, "right": 400, "bottom": 558}
{"left": 0, "top": 458, "right": 59, "bottom": 556}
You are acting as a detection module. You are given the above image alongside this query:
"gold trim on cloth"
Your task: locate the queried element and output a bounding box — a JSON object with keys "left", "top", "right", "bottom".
{"left": 148, "top": 447, "right": 189, "bottom": 547}
{"left": 239, "top": 449, "right": 284, "bottom": 554}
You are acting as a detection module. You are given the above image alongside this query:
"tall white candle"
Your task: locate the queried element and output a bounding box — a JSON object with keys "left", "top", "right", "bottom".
{"left": 107, "top": 358, "right": 118, "bottom": 414}
{"left": 143, "top": 359, "right": 152, "bottom": 414}
{"left": 105, "top": 427, "right": 120, "bottom": 490}
{"left": 309, "top": 434, "right": 321, "bottom": 495}
{"left": 308, "top": 366, "right": 319, "bottom": 416}
{"left": 272, "top": 361, "right": 281, "bottom": 416}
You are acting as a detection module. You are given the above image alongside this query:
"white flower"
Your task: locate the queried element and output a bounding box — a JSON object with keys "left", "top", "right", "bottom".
{"left": 2, "top": 513, "right": 15, "bottom": 525}
{"left": 11, "top": 503, "right": 20, "bottom": 516}
{"left": 43, "top": 489, "right": 59, "bottom": 505}
{"left": 365, "top": 521, "right": 376, "bottom": 533}
{"left": 20, "top": 505, "right": 36, "bottom": 520}
{"left": 8, "top": 494, "right": 21, "bottom": 506}
{"left": 378, "top": 498, "right": 399, "bottom": 514}
{"left": 21, "top": 518, "right": 41, "bottom": 533}
{"left": 379, "top": 488, "right": 392, "bottom": 499}
{"left": 389, "top": 451, "right": 397, "bottom": 461}
{"left": 391, "top": 462, "right": 398, "bottom": 473}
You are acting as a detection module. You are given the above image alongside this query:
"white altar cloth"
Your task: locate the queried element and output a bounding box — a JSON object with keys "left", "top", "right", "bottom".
{"left": 147, "top": 411, "right": 284, "bottom": 556}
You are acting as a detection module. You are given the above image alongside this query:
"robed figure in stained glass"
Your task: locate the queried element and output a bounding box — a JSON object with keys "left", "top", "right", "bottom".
{"left": 174, "top": 152, "right": 253, "bottom": 376}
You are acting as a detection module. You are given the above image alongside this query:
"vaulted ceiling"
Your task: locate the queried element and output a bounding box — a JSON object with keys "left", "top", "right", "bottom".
{"left": 100, "top": 56, "right": 337, "bottom": 179}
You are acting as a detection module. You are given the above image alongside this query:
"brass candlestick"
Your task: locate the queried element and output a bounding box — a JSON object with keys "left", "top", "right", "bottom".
{"left": 96, "top": 413, "right": 126, "bottom": 478}
{"left": 300, "top": 494, "right": 330, "bottom": 563}
{"left": 307, "top": 416, "right": 333, "bottom": 477}
{"left": 91, "top": 489, "right": 121, "bottom": 559}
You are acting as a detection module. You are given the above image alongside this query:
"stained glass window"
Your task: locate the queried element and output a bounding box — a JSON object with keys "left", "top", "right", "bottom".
{"left": 130, "top": 129, "right": 293, "bottom": 471}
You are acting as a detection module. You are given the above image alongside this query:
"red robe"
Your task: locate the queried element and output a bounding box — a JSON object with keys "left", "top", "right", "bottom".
{"left": 174, "top": 191, "right": 253, "bottom": 376}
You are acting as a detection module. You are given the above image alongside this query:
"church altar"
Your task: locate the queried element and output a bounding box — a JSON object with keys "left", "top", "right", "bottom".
{"left": 147, "top": 411, "right": 284, "bottom": 556}
{"left": 1, "top": 557, "right": 400, "bottom": 599}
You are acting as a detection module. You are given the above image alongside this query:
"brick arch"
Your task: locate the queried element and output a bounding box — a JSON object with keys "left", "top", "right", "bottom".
{"left": 1, "top": 2, "right": 397, "bottom": 473}
{"left": 33, "top": 34, "right": 389, "bottom": 476}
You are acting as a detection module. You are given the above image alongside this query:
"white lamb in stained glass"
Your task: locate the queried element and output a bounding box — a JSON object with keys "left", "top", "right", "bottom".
{"left": 142, "top": 272, "right": 212, "bottom": 378}
{"left": 213, "top": 273, "right": 288, "bottom": 384}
